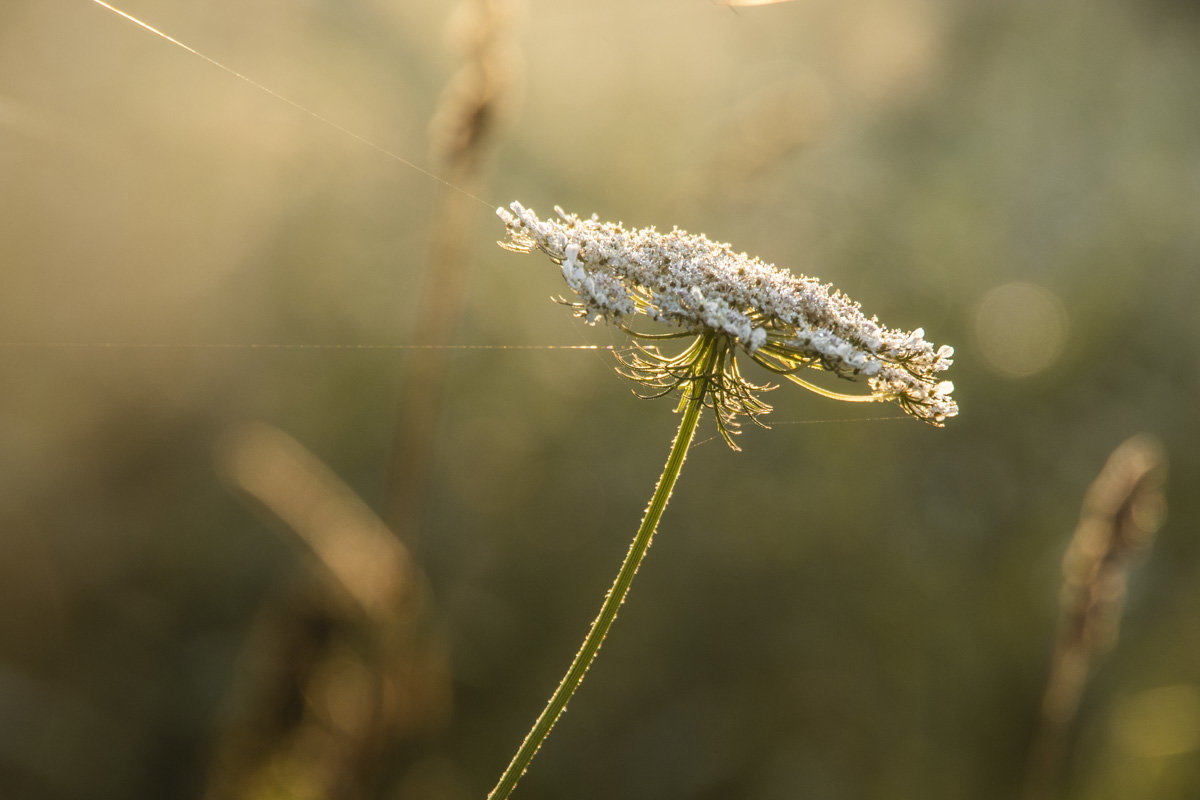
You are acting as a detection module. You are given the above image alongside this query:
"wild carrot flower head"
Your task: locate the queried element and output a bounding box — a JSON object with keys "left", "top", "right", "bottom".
{"left": 497, "top": 201, "right": 957, "bottom": 446}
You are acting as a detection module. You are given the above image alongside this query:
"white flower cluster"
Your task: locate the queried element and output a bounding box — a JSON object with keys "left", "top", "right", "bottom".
{"left": 497, "top": 202, "right": 958, "bottom": 425}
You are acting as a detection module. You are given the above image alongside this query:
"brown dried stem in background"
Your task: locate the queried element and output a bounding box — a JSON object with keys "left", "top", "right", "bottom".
{"left": 387, "top": 0, "right": 521, "bottom": 542}
{"left": 208, "top": 424, "right": 451, "bottom": 800}
{"left": 1023, "top": 434, "right": 1168, "bottom": 800}
{"left": 208, "top": 8, "right": 520, "bottom": 795}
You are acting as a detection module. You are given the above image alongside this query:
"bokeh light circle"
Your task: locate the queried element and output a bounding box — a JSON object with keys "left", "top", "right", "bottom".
{"left": 974, "top": 281, "right": 1069, "bottom": 378}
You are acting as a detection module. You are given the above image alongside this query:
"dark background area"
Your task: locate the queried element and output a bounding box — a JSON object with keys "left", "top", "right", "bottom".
{"left": 2, "top": 1, "right": 1198, "bottom": 798}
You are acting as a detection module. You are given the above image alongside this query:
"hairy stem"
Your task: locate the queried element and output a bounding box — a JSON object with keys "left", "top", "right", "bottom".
{"left": 486, "top": 334, "right": 718, "bottom": 800}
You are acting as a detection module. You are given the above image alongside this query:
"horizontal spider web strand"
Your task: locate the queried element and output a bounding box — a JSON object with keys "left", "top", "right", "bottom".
{"left": 772, "top": 415, "right": 910, "bottom": 425}
{"left": 689, "top": 414, "right": 911, "bottom": 445}
{"left": 0, "top": 342, "right": 619, "bottom": 351}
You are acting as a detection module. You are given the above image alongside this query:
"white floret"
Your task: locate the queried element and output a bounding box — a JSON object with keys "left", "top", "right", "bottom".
{"left": 496, "top": 202, "right": 959, "bottom": 424}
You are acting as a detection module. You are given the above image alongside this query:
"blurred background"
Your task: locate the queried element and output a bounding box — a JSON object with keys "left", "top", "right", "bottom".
{"left": 2, "top": 0, "right": 1198, "bottom": 798}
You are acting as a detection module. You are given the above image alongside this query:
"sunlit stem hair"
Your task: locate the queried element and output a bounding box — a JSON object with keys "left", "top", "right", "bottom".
{"left": 486, "top": 202, "right": 958, "bottom": 799}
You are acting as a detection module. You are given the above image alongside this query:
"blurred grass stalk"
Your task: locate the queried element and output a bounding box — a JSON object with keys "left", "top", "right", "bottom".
{"left": 205, "top": 8, "right": 520, "bottom": 795}
{"left": 212, "top": 423, "right": 450, "bottom": 800}
{"left": 387, "top": 0, "right": 520, "bottom": 543}
{"left": 1023, "top": 434, "right": 1167, "bottom": 800}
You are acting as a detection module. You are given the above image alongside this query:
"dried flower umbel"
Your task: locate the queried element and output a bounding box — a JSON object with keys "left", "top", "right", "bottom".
{"left": 498, "top": 202, "right": 956, "bottom": 446}
{"left": 486, "top": 202, "right": 958, "bottom": 800}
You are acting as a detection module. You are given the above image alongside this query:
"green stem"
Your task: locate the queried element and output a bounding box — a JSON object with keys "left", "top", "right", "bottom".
{"left": 486, "top": 334, "right": 718, "bottom": 800}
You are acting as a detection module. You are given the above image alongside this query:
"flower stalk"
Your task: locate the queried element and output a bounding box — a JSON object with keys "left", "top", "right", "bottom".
{"left": 485, "top": 333, "right": 719, "bottom": 800}
{"left": 488, "top": 201, "right": 958, "bottom": 798}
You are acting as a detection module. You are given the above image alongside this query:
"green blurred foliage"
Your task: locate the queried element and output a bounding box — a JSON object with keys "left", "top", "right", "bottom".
{"left": 1, "top": 1, "right": 1198, "bottom": 798}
